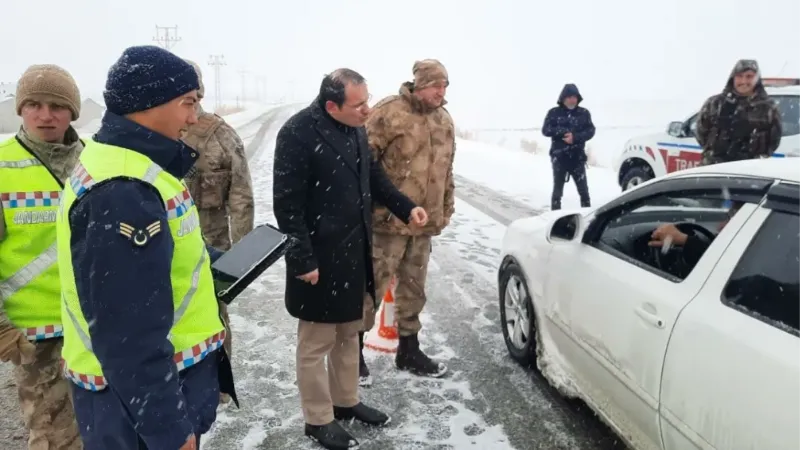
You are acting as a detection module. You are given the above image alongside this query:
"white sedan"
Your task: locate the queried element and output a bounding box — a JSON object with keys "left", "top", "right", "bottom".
{"left": 498, "top": 158, "right": 800, "bottom": 450}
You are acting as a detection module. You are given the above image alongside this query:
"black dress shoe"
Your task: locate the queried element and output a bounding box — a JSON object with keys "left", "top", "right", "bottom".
{"left": 304, "top": 421, "right": 359, "bottom": 449}
{"left": 334, "top": 402, "right": 391, "bottom": 426}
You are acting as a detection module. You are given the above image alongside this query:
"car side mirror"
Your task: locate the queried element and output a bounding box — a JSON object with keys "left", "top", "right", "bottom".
{"left": 667, "top": 121, "right": 684, "bottom": 137}
{"left": 548, "top": 213, "right": 582, "bottom": 242}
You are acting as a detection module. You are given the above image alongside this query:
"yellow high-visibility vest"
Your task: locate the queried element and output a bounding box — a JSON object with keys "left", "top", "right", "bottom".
{"left": 57, "top": 139, "right": 224, "bottom": 391}
{"left": 0, "top": 137, "right": 64, "bottom": 340}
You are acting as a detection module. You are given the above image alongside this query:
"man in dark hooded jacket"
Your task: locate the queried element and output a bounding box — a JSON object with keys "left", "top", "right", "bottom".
{"left": 542, "top": 84, "right": 595, "bottom": 210}
{"left": 696, "top": 59, "right": 782, "bottom": 165}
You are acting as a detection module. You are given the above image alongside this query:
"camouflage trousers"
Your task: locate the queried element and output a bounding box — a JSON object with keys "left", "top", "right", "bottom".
{"left": 200, "top": 207, "right": 232, "bottom": 251}
{"left": 12, "top": 338, "right": 82, "bottom": 450}
{"left": 362, "top": 233, "right": 432, "bottom": 336}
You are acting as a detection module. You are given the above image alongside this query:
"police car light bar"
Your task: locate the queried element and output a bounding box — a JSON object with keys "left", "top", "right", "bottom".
{"left": 762, "top": 78, "right": 800, "bottom": 87}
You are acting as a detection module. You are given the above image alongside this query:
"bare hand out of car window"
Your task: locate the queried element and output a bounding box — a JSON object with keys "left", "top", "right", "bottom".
{"left": 649, "top": 224, "right": 688, "bottom": 249}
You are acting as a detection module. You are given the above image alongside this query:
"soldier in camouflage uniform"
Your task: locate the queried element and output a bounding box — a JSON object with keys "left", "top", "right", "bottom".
{"left": 0, "top": 65, "right": 83, "bottom": 449}
{"left": 696, "top": 59, "right": 782, "bottom": 166}
{"left": 181, "top": 60, "right": 255, "bottom": 404}
{"left": 360, "top": 60, "right": 455, "bottom": 383}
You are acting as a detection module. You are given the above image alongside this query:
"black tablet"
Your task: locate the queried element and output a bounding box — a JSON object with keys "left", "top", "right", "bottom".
{"left": 211, "top": 223, "right": 289, "bottom": 304}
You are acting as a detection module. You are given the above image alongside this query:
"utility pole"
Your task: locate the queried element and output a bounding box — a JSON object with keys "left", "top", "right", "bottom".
{"left": 238, "top": 69, "right": 248, "bottom": 105}
{"left": 208, "top": 54, "right": 226, "bottom": 112}
{"left": 153, "top": 25, "right": 181, "bottom": 50}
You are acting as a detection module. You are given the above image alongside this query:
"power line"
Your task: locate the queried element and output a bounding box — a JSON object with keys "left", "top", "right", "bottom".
{"left": 208, "top": 54, "right": 226, "bottom": 112}
{"left": 153, "top": 25, "right": 182, "bottom": 50}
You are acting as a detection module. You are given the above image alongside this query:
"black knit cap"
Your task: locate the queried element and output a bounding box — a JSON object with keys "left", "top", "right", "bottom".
{"left": 103, "top": 45, "right": 200, "bottom": 116}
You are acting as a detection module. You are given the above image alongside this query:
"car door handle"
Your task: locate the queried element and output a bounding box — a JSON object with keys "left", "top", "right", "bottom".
{"left": 635, "top": 305, "right": 665, "bottom": 329}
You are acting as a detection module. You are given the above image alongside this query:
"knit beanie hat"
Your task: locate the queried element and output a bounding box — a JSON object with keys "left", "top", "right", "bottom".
{"left": 184, "top": 59, "right": 205, "bottom": 99}
{"left": 413, "top": 59, "right": 449, "bottom": 89}
{"left": 103, "top": 45, "right": 200, "bottom": 116}
{"left": 16, "top": 64, "right": 81, "bottom": 120}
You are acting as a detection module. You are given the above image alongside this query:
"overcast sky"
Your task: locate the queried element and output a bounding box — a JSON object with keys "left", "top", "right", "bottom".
{"left": 1, "top": 0, "right": 798, "bottom": 128}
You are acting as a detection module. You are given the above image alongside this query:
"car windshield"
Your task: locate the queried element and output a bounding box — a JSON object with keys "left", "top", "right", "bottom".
{"left": 772, "top": 95, "right": 800, "bottom": 136}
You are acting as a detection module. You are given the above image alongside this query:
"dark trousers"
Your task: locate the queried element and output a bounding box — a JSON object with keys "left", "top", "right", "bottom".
{"left": 551, "top": 162, "right": 591, "bottom": 210}
{"left": 71, "top": 352, "right": 220, "bottom": 450}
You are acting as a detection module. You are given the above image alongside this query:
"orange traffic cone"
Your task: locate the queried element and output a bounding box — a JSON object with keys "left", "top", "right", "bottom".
{"left": 364, "top": 277, "right": 399, "bottom": 353}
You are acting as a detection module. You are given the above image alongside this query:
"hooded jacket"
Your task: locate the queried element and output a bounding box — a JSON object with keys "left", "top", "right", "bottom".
{"left": 696, "top": 59, "right": 782, "bottom": 164}
{"left": 542, "top": 84, "right": 596, "bottom": 167}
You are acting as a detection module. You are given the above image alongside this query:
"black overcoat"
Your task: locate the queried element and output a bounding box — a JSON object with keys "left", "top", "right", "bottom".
{"left": 272, "top": 101, "right": 415, "bottom": 323}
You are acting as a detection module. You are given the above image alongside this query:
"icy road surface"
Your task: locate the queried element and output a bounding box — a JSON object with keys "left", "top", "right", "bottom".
{"left": 201, "top": 105, "right": 627, "bottom": 450}
{"left": 0, "top": 105, "right": 627, "bottom": 450}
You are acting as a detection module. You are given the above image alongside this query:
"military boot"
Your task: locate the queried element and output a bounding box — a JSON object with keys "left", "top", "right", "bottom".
{"left": 395, "top": 334, "right": 448, "bottom": 378}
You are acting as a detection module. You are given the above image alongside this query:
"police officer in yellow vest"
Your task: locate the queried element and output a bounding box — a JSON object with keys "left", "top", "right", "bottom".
{"left": 56, "top": 46, "right": 235, "bottom": 450}
{"left": 0, "top": 64, "right": 83, "bottom": 450}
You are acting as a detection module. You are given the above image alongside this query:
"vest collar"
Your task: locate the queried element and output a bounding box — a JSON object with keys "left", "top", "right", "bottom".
{"left": 93, "top": 112, "right": 198, "bottom": 180}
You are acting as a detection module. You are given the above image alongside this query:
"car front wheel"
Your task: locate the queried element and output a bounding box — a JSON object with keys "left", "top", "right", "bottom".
{"left": 620, "top": 166, "right": 653, "bottom": 191}
{"left": 498, "top": 262, "right": 536, "bottom": 366}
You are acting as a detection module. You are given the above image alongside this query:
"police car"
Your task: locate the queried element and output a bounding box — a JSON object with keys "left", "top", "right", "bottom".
{"left": 615, "top": 78, "right": 800, "bottom": 191}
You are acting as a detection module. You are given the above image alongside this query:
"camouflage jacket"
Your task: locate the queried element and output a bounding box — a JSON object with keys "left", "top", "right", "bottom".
{"left": 696, "top": 82, "right": 782, "bottom": 165}
{"left": 366, "top": 82, "right": 456, "bottom": 236}
{"left": 182, "top": 111, "right": 255, "bottom": 248}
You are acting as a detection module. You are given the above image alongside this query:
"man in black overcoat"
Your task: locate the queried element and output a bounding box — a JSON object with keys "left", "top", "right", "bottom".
{"left": 272, "top": 68, "right": 428, "bottom": 450}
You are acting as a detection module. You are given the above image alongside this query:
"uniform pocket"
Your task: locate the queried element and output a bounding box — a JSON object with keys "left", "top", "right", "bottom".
{"left": 195, "top": 170, "right": 231, "bottom": 209}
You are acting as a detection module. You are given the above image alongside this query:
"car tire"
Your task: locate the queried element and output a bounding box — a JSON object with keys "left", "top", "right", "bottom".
{"left": 620, "top": 166, "right": 653, "bottom": 191}
{"left": 498, "top": 262, "right": 537, "bottom": 367}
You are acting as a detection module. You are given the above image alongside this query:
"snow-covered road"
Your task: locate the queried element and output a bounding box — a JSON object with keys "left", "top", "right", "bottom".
{"left": 0, "top": 104, "right": 627, "bottom": 450}
{"left": 202, "top": 105, "right": 627, "bottom": 450}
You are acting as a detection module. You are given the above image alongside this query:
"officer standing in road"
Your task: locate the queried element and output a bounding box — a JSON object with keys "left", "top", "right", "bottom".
{"left": 361, "top": 59, "right": 455, "bottom": 383}
{"left": 181, "top": 59, "right": 255, "bottom": 404}
{"left": 0, "top": 64, "right": 83, "bottom": 450}
{"left": 56, "top": 45, "right": 235, "bottom": 450}
{"left": 696, "top": 59, "right": 782, "bottom": 165}
{"left": 273, "top": 68, "right": 428, "bottom": 449}
{"left": 542, "top": 83, "right": 596, "bottom": 210}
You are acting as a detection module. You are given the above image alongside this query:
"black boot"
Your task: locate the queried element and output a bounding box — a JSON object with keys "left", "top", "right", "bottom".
{"left": 396, "top": 334, "right": 448, "bottom": 378}
{"left": 305, "top": 421, "right": 359, "bottom": 449}
{"left": 358, "top": 332, "right": 372, "bottom": 387}
{"left": 551, "top": 199, "right": 562, "bottom": 210}
{"left": 334, "top": 402, "right": 391, "bottom": 426}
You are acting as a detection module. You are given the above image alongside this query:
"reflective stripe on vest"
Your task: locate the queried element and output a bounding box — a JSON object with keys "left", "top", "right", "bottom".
{"left": 0, "top": 137, "right": 64, "bottom": 340}
{"left": 58, "top": 141, "right": 225, "bottom": 391}
{"left": 0, "top": 158, "right": 42, "bottom": 169}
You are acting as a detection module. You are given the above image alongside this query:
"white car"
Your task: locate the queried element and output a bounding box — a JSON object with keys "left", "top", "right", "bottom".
{"left": 498, "top": 158, "right": 799, "bottom": 450}
{"left": 615, "top": 78, "right": 800, "bottom": 191}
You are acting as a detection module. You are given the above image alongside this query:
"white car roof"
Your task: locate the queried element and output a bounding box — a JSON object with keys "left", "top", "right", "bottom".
{"left": 665, "top": 158, "right": 800, "bottom": 183}
{"left": 766, "top": 85, "right": 800, "bottom": 96}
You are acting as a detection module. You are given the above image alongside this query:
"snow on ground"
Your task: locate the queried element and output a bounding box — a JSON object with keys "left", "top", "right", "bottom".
{"left": 201, "top": 105, "right": 626, "bottom": 450}
{"left": 0, "top": 104, "right": 285, "bottom": 450}
{"left": 463, "top": 126, "right": 663, "bottom": 170}
{"left": 0, "top": 103, "right": 626, "bottom": 450}
{"left": 453, "top": 138, "right": 623, "bottom": 212}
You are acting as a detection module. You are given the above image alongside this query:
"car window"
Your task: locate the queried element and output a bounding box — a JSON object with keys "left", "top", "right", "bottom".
{"left": 686, "top": 114, "right": 699, "bottom": 137}
{"left": 771, "top": 95, "right": 800, "bottom": 137}
{"left": 593, "top": 193, "right": 738, "bottom": 280}
{"left": 722, "top": 210, "right": 799, "bottom": 336}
